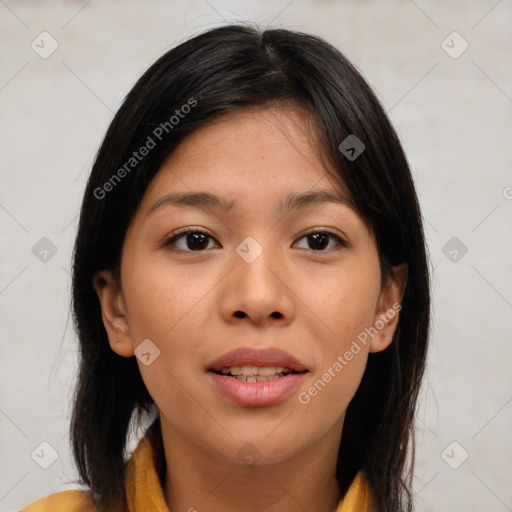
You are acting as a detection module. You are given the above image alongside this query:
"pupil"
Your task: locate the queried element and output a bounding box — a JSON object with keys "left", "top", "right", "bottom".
{"left": 187, "top": 233, "right": 208, "bottom": 250}
{"left": 308, "top": 233, "right": 328, "bottom": 250}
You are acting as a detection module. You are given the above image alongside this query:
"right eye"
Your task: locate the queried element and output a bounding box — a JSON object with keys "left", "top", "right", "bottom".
{"left": 163, "top": 228, "right": 220, "bottom": 252}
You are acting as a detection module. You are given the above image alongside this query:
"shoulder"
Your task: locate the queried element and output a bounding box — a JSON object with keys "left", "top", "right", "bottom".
{"left": 20, "top": 489, "right": 97, "bottom": 512}
{"left": 337, "top": 471, "right": 378, "bottom": 512}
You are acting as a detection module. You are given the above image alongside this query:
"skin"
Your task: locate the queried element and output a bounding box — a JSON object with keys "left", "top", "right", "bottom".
{"left": 94, "top": 106, "right": 407, "bottom": 512}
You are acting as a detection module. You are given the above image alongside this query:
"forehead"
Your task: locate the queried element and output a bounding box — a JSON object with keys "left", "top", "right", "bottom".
{"left": 139, "top": 106, "right": 350, "bottom": 213}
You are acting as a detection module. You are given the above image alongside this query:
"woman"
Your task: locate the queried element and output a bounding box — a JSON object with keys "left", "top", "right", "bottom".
{"left": 22, "top": 23, "right": 430, "bottom": 512}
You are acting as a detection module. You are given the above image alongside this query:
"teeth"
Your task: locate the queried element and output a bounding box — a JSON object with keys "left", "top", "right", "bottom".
{"left": 241, "top": 365, "right": 259, "bottom": 376}
{"left": 258, "top": 366, "right": 277, "bottom": 376}
{"left": 237, "top": 374, "right": 280, "bottom": 382}
{"left": 218, "top": 365, "right": 295, "bottom": 378}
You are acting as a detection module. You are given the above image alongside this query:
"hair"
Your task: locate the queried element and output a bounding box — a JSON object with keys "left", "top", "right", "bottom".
{"left": 70, "top": 22, "right": 430, "bottom": 512}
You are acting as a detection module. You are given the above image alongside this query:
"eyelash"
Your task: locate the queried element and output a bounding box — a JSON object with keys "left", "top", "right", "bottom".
{"left": 163, "top": 227, "right": 348, "bottom": 253}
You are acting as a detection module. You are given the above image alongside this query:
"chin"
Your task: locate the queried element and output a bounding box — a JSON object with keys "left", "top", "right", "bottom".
{"left": 213, "top": 432, "right": 303, "bottom": 467}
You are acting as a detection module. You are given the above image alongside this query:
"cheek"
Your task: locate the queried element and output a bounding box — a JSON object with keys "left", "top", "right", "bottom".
{"left": 121, "top": 253, "right": 212, "bottom": 349}
{"left": 305, "top": 259, "right": 381, "bottom": 355}
{"left": 298, "top": 352, "right": 367, "bottom": 427}
{"left": 120, "top": 251, "right": 219, "bottom": 399}
{"left": 294, "top": 309, "right": 372, "bottom": 442}
{"left": 296, "top": 253, "right": 380, "bottom": 416}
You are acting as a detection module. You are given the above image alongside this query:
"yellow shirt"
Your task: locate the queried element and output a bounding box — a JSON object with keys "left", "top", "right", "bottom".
{"left": 20, "top": 429, "right": 375, "bottom": 512}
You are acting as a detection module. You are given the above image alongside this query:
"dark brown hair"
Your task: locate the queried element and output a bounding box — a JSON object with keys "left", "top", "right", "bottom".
{"left": 70, "top": 23, "right": 430, "bottom": 512}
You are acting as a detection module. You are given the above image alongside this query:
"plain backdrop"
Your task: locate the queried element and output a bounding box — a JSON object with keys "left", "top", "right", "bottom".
{"left": 1, "top": 1, "right": 511, "bottom": 511}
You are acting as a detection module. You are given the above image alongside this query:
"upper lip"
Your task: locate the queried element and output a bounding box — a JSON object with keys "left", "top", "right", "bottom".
{"left": 208, "top": 347, "right": 309, "bottom": 372}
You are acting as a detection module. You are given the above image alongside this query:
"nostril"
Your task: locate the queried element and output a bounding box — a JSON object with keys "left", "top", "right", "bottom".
{"left": 234, "top": 311, "right": 282, "bottom": 319}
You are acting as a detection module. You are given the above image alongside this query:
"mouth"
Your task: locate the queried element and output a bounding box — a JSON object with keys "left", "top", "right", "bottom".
{"left": 207, "top": 346, "right": 309, "bottom": 374}
{"left": 207, "top": 347, "right": 309, "bottom": 407}
{"left": 211, "top": 365, "right": 303, "bottom": 382}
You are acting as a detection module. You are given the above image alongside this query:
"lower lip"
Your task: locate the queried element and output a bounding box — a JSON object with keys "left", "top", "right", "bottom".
{"left": 207, "top": 371, "right": 307, "bottom": 407}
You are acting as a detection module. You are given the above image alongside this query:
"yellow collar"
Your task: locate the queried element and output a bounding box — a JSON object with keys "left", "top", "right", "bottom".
{"left": 125, "top": 426, "right": 374, "bottom": 512}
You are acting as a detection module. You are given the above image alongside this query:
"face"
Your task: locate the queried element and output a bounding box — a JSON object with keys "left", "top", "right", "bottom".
{"left": 95, "top": 106, "right": 405, "bottom": 467}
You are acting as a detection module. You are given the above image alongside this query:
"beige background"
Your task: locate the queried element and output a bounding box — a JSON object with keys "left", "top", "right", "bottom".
{"left": 1, "top": 1, "right": 511, "bottom": 511}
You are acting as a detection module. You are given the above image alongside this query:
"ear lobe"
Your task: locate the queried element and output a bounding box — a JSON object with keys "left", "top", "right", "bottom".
{"left": 93, "top": 270, "right": 134, "bottom": 358}
{"left": 369, "top": 263, "right": 407, "bottom": 354}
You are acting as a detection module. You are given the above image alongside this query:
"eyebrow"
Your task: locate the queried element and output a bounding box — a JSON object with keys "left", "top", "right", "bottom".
{"left": 146, "top": 190, "right": 352, "bottom": 216}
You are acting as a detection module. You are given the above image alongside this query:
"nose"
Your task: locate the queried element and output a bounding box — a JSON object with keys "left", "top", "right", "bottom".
{"left": 220, "top": 240, "right": 295, "bottom": 327}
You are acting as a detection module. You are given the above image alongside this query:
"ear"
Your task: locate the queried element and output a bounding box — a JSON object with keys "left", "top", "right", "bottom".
{"left": 369, "top": 263, "right": 408, "bottom": 354}
{"left": 93, "top": 270, "right": 135, "bottom": 358}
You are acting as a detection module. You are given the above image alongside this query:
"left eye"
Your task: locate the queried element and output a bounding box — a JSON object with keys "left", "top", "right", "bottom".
{"left": 164, "top": 229, "right": 346, "bottom": 252}
{"left": 294, "top": 231, "right": 347, "bottom": 251}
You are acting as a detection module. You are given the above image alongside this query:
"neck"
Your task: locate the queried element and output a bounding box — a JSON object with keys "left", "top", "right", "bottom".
{"left": 160, "top": 415, "right": 343, "bottom": 512}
